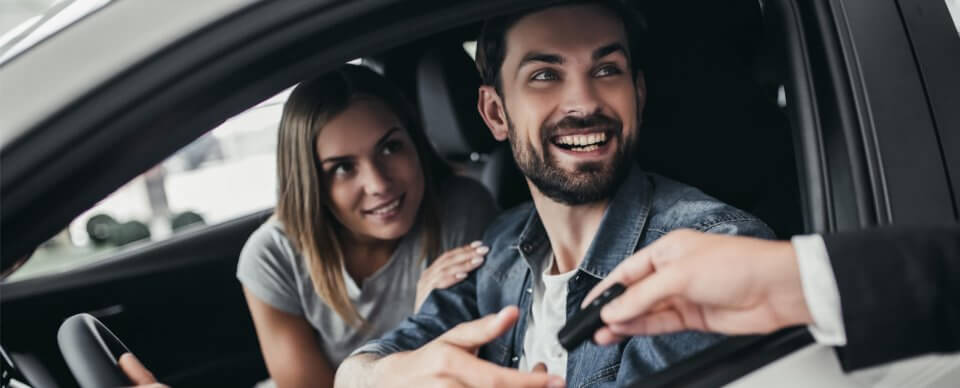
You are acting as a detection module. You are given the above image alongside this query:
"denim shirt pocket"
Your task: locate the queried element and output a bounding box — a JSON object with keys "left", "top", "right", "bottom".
{"left": 578, "top": 362, "right": 620, "bottom": 388}
{"left": 567, "top": 341, "right": 623, "bottom": 388}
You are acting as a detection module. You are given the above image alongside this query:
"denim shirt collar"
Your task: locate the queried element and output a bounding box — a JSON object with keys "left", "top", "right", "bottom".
{"left": 513, "top": 165, "right": 652, "bottom": 279}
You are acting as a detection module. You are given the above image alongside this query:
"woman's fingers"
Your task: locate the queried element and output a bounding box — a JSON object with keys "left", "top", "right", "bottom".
{"left": 118, "top": 353, "right": 163, "bottom": 386}
{"left": 425, "top": 241, "right": 488, "bottom": 288}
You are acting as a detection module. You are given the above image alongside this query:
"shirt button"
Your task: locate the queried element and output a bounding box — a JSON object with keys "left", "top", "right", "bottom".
{"left": 520, "top": 242, "right": 533, "bottom": 254}
{"left": 526, "top": 288, "right": 533, "bottom": 294}
{"left": 512, "top": 356, "right": 519, "bottom": 362}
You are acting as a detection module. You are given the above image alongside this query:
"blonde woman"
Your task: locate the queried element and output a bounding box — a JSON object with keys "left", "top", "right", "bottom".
{"left": 236, "top": 65, "right": 498, "bottom": 387}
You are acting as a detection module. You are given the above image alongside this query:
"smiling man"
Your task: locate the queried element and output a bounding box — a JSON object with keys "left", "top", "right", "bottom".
{"left": 335, "top": 2, "right": 773, "bottom": 387}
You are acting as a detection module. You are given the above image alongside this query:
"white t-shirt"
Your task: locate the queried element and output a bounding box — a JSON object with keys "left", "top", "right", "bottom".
{"left": 236, "top": 176, "right": 497, "bottom": 366}
{"left": 518, "top": 254, "right": 578, "bottom": 376}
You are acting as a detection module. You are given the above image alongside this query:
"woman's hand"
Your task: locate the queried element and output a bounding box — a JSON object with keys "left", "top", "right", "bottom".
{"left": 118, "top": 352, "right": 169, "bottom": 388}
{"left": 416, "top": 241, "right": 489, "bottom": 311}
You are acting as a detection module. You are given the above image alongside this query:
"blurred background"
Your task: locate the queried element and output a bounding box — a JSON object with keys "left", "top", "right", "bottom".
{"left": 3, "top": 0, "right": 291, "bottom": 281}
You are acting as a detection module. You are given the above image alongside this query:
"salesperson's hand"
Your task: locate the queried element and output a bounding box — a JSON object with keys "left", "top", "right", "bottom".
{"left": 582, "top": 229, "right": 814, "bottom": 345}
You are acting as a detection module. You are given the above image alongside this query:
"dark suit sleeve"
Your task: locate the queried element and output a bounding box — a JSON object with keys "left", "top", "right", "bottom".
{"left": 823, "top": 224, "right": 960, "bottom": 371}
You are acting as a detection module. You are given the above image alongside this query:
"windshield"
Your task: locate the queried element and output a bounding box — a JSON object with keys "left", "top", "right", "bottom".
{"left": 0, "top": 0, "right": 113, "bottom": 65}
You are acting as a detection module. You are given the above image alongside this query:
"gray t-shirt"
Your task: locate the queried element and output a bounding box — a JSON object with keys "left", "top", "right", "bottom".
{"left": 236, "top": 176, "right": 498, "bottom": 366}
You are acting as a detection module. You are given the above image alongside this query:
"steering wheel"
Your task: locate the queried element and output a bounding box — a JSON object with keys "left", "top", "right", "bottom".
{"left": 57, "top": 313, "right": 134, "bottom": 388}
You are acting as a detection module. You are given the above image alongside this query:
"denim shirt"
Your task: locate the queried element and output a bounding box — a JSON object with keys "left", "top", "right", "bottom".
{"left": 353, "top": 165, "right": 774, "bottom": 387}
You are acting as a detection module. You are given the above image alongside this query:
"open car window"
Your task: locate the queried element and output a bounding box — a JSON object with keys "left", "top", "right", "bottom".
{"left": 5, "top": 88, "right": 292, "bottom": 282}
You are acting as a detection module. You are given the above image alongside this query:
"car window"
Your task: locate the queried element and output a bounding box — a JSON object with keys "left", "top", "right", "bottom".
{"left": 948, "top": 0, "right": 960, "bottom": 37}
{"left": 0, "top": 0, "right": 115, "bottom": 65}
{"left": 5, "top": 87, "right": 293, "bottom": 282}
{"left": 462, "top": 40, "right": 476, "bottom": 60}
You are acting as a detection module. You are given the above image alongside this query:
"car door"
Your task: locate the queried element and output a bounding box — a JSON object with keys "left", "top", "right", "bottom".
{"left": 633, "top": 0, "right": 960, "bottom": 386}
{"left": 0, "top": 98, "right": 290, "bottom": 387}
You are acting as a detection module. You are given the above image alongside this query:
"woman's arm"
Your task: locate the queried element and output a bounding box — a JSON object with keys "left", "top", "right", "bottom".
{"left": 243, "top": 287, "right": 335, "bottom": 388}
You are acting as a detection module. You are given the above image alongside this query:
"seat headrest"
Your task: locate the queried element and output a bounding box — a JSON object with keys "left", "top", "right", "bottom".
{"left": 416, "top": 44, "right": 497, "bottom": 157}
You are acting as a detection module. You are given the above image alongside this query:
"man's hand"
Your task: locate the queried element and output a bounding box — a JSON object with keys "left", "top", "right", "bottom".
{"left": 118, "top": 352, "right": 169, "bottom": 388}
{"left": 366, "top": 306, "right": 564, "bottom": 388}
{"left": 582, "top": 229, "right": 813, "bottom": 345}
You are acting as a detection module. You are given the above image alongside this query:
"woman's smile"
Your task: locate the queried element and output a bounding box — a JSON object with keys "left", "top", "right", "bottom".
{"left": 362, "top": 193, "right": 406, "bottom": 221}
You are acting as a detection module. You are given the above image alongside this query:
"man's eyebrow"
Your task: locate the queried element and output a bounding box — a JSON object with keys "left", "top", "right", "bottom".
{"left": 517, "top": 52, "right": 564, "bottom": 70}
{"left": 593, "top": 42, "right": 628, "bottom": 61}
{"left": 321, "top": 127, "right": 400, "bottom": 164}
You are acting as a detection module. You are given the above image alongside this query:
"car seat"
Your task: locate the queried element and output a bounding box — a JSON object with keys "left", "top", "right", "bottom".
{"left": 416, "top": 44, "right": 532, "bottom": 209}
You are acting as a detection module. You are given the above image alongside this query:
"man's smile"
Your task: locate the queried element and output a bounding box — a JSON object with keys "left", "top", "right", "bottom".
{"left": 551, "top": 130, "right": 612, "bottom": 153}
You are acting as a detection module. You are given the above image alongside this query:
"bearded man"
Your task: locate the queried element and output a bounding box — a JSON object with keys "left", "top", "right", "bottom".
{"left": 336, "top": 2, "right": 773, "bottom": 387}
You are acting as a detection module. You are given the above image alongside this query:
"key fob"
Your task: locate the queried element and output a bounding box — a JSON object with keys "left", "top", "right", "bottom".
{"left": 558, "top": 283, "right": 626, "bottom": 351}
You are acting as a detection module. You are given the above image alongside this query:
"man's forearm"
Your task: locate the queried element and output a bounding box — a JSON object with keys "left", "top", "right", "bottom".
{"left": 334, "top": 353, "right": 384, "bottom": 388}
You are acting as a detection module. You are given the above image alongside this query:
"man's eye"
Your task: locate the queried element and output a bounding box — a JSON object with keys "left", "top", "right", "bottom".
{"left": 594, "top": 65, "right": 623, "bottom": 77}
{"left": 531, "top": 70, "right": 560, "bottom": 81}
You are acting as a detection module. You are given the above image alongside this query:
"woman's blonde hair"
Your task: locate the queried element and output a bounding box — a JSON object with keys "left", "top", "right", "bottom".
{"left": 275, "top": 65, "right": 451, "bottom": 327}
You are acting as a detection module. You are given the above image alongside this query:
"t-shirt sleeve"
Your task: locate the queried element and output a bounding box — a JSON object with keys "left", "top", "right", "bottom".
{"left": 439, "top": 176, "right": 500, "bottom": 250}
{"left": 236, "top": 223, "right": 304, "bottom": 315}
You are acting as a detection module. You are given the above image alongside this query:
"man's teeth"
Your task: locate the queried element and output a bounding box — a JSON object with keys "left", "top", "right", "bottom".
{"left": 554, "top": 132, "right": 607, "bottom": 146}
{"left": 371, "top": 199, "right": 400, "bottom": 214}
{"left": 570, "top": 144, "right": 600, "bottom": 152}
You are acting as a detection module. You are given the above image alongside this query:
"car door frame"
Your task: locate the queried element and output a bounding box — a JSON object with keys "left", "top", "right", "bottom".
{"left": 635, "top": 0, "right": 958, "bottom": 386}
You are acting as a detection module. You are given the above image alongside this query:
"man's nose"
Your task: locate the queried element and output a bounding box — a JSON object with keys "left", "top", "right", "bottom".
{"left": 362, "top": 163, "right": 393, "bottom": 196}
{"left": 560, "top": 76, "right": 602, "bottom": 117}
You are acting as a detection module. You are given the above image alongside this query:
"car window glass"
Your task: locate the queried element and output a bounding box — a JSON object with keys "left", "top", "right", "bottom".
{"left": 462, "top": 40, "right": 476, "bottom": 60}
{"left": 0, "top": 0, "right": 115, "bottom": 65}
{"left": 5, "top": 87, "right": 293, "bottom": 282}
{"left": 947, "top": 0, "right": 960, "bottom": 37}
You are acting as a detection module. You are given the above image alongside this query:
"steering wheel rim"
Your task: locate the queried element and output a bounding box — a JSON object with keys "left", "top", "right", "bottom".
{"left": 57, "top": 313, "right": 133, "bottom": 388}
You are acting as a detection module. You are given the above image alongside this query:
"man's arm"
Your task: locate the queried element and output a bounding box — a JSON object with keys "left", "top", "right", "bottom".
{"left": 334, "top": 353, "right": 382, "bottom": 388}
{"left": 335, "top": 307, "right": 564, "bottom": 388}
{"left": 824, "top": 225, "right": 960, "bottom": 370}
{"left": 348, "top": 259, "right": 483, "bottom": 358}
{"left": 583, "top": 225, "right": 960, "bottom": 372}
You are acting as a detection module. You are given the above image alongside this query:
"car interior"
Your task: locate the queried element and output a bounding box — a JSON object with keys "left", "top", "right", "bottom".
{"left": 0, "top": 1, "right": 808, "bottom": 387}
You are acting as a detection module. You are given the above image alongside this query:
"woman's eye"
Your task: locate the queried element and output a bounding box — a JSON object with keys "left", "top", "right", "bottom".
{"left": 331, "top": 163, "right": 354, "bottom": 177}
{"left": 594, "top": 65, "right": 623, "bottom": 77}
{"left": 531, "top": 70, "right": 559, "bottom": 81}
{"left": 382, "top": 140, "right": 404, "bottom": 155}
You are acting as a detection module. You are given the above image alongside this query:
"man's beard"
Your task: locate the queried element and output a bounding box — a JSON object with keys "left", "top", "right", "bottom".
{"left": 506, "top": 111, "right": 635, "bottom": 206}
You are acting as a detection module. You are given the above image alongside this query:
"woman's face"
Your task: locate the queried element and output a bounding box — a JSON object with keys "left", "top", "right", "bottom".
{"left": 315, "top": 98, "right": 425, "bottom": 243}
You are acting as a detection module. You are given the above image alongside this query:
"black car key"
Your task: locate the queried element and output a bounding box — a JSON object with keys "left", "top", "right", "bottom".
{"left": 558, "top": 283, "right": 626, "bottom": 351}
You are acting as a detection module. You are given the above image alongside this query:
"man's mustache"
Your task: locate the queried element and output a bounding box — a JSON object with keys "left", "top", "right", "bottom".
{"left": 542, "top": 114, "right": 623, "bottom": 141}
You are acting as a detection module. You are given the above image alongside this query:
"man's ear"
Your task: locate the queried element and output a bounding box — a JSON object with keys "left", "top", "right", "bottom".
{"left": 635, "top": 70, "right": 647, "bottom": 115}
{"left": 477, "top": 85, "right": 509, "bottom": 141}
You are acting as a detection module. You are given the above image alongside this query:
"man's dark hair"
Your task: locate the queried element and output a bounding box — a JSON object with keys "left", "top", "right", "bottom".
{"left": 475, "top": 0, "right": 647, "bottom": 94}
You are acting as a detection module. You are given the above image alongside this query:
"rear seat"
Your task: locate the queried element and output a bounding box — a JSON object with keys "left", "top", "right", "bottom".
{"left": 416, "top": 44, "right": 531, "bottom": 210}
